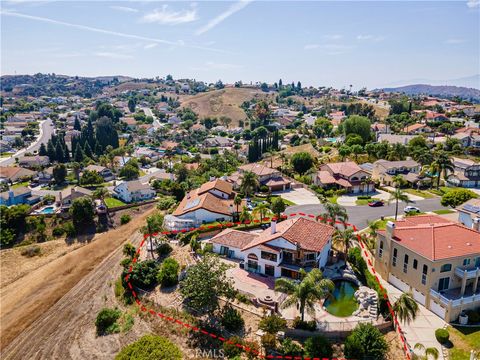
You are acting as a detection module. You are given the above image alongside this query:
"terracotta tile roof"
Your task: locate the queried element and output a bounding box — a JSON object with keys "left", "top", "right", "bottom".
{"left": 321, "top": 162, "right": 363, "bottom": 178}
{"left": 316, "top": 170, "right": 337, "bottom": 184}
{"left": 388, "top": 215, "right": 480, "bottom": 261}
{"left": 198, "top": 179, "right": 233, "bottom": 196}
{"left": 264, "top": 177, "right": 291, "bottom": 187}
{"left": 0, "top": 166, "right": 35, "bottom": 180}
{"left": 210, "top": 228, "right": 258, "bottom": 249}
{"left": 242, "top": 218, "right": 334, "bottom": 252}
{"left": 405, "top": 123, "right": 427, "bottom": 133}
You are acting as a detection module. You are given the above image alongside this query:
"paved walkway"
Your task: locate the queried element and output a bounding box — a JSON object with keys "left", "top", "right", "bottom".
{"left": 379, "top": 278, "right": 447, "bottom": 359}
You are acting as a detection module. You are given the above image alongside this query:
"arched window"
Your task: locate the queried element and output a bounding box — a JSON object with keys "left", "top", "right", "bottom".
{"left": 440, "top": 264, "right": 452, "bottom": 273}
{"left": 247, "top": 253, "right": 258, "bottom": 260}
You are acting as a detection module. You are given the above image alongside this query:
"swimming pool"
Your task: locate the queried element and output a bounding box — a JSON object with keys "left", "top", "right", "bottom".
{"left": 38, "top": 206, "right": 56, "bottom": 214}
{"left": 323, "top": 280, "right": 358, "bottom": 317}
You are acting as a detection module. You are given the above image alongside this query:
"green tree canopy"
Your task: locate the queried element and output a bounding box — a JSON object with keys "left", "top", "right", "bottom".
{"left": 291, "top": 152, "right": 314, "bottom": 174}
{"left": 69, "top": 197, "right": 95, "bottom": 229}
{"left": 340, "top": 115, "right": 372, "bottom": 144}
{"left": 115, "top": 335, "right": 182, "bottom": 360}
{"left": 441, "top": 189, "right": 476, "bottom": 208}
{"left": 344, "top": 323, "right": 388, "bottom": 360}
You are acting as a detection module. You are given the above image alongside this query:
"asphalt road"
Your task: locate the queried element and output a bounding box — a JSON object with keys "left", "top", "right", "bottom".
{"left": 0, "top": 118, "right": 54, "bottom": 166}
{"left": 285, "top": 198, "right": 449, "bottom": 230}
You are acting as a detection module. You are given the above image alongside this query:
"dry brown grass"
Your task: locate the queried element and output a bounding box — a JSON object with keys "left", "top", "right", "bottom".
{"left": 180, "top": 88, "right": 274, "bottom": 127}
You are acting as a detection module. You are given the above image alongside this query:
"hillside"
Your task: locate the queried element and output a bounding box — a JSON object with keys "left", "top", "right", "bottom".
{"left": 379, "top": 84, "right": 480, "bottom": 102}
{"left": 180, "top": 87, "right": 274, "bottom": 126}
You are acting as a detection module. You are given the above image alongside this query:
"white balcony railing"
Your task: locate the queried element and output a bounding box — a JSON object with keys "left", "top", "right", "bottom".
{"left": 430, "top": 288, "right": 480, "bottom": 308}
{"left": 454, "top": 267, "right": 480, "bottom": 280}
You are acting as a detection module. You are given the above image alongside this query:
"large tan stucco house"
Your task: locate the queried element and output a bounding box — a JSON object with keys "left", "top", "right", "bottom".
{"left": 374, "top": 215, "right": 480, "bottom": 323}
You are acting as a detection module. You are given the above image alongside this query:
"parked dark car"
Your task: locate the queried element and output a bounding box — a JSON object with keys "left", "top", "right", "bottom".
{"left": 368, "top": 200, "right": 384, "bottom": 207}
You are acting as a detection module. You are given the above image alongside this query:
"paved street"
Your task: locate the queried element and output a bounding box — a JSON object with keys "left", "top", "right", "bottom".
{"left": 0, "top": 118, "right": 54, "bottom": 166}
{"left": 277, "top": 188, "right": 321, "bottom": 205}
{"left": 285, "top": 198, "right": 449, "bottom": 229}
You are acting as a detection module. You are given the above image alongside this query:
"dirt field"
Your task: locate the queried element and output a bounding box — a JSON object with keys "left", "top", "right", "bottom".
{"left": 0, "top": 207, "right": 156, "bottom": 356}
{"left": 180, "top": 88, "right": 273, "bottom": 126}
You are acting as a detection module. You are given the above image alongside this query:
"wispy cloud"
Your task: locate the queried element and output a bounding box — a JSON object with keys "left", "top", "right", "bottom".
{"left": 0, "top": 10, "right": 228, "bottom": 53}
{"left": 322, "top": 34, "right": 343, "bottom": 40}
{"left": 94, "top": 52, "right": 133, "bottom": 60}
{"left": 110, "top": 5, "right": 139, "bottom": 13}
{"left": 143, "top": 43, "right": 158, "bottom": 50}
{"left": 445, "top": 38, "right": 467, "bottom": 44}
{"left": 195, "top": 0, "right": 252, "bottom": 35}
{"left": 304, "top": 43, "right": 354, "bottom": 55}
{"left": 467, "top": 0, "right": 479, "bottom": 8}
{"left": 141, "top": 4, "right": 197, "bottom": 25}
{"left": 356, "top": 34, "right": 385, "bottom": 42}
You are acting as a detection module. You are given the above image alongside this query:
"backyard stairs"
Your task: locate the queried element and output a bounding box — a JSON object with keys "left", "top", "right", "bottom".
{"left": 370, "top": 297, "right": 378, "bottom": 318}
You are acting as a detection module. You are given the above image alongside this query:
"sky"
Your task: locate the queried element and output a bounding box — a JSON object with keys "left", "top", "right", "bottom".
{"left": 1, "top": 0, "right": 479, "bottom": 89}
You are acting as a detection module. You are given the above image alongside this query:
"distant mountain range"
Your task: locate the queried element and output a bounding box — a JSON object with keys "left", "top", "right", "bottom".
{"left": 379, "top": 84, "right": 480, "bottom": 102}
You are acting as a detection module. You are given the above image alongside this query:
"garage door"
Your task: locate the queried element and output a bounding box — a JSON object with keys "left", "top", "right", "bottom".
{"left": 388, "top": 274, "right": 410, "bottom": 292}
{"left": 429, "top": 299, "right": 446, "bottom": 319}
{"left": 412, "top": 289, "right": 426, "bottom": 306}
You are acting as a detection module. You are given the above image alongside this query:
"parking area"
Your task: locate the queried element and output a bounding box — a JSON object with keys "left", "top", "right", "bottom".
{"left": 276, "top": 188, "right": 320, "bottom": 205}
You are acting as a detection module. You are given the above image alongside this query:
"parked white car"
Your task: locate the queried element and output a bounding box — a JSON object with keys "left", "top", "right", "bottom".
{"left": 404, "top": 205, "right": 420, "bottom": 213}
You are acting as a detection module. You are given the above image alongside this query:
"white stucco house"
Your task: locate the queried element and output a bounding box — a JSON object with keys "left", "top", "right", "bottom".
{"left": 113, "top": 180, "right": 156, "bottom": 203}
{"left": 209, "top": 218, "right": 334, "bottom": 278}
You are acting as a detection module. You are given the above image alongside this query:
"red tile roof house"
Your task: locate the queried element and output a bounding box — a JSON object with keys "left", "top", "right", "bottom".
{"left": 209, "top": 218, "right": 335, "bottom": 279}
{"left": 314, "top": 161, "right": 374, "bottom": 194}
{"left": 374, "top": 215, "right": 480, "bottom": 322}
{"left": 229, "top": 163, "right": 291, "bottom": 192}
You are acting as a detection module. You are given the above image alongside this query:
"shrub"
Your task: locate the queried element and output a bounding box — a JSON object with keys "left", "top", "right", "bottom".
{"left": 278, "top": 338, "right": 303, "bottom": 357}
{"left": 259, "top": 185, "right": 269, "bottom": 193}
{"left": 63, "top": 221, "right": 76, "bottom": 237}
{"left": 128, "top": 259, "right": 158, "bottom": 289}
{"left": 115, "top": 334, "right": 182, "bottom": 360}
{"left": 304, "top": 335, "right": 333, "bottom": 358}
{"left": 465, "top": 309, "right": 480, "bottom": 324}
{"left": 120, "top": 214, "right": 131, "bottom": 225}
{"left": 357, "top": 195, "right": 372, "bottom": 200}
{"left": 292, "top": 316, "right": 317, "bottom": 331}
{"left": 52, "top": 227, "right": 65, "bottom": 237}
{"left": 157, "top": 196, "right": 176, "bottom": 211}
{"left": 156, "top": 242, "right": 172, "bottom": 257}
{"left": 435, "top": 328, "right": 449, "bottom": 344}
{"left": 20, "top": 245, "right": 42, "bottom": 257}
{"left": 157, "top": 258, "right": 179, "bottom": 287}
{"left": 259, "top": 314, "right": 286, "bottom": 334}
{"left": 95, "top": 308, "right": 121, "bottom": 335}
{"left": 223, "top": 336, "right": 243, "bottom": 358}
{"left": 261, "top": 333, "right": 277, "bottom": 352}
{"left": 221, "top": 306, "right": 244, "bottom": 331}
{"left": 344, "top": 323, "right": 388, "bottom": 360}
{"left": 235, "top": 292, "right": 253, "bottom": 305}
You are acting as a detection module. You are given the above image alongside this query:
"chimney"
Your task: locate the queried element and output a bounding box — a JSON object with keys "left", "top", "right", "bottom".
{"left": 271, "top": 221, "right": 277, "bottom": 235}
{"left": 473, "top": 218, "right": 480, "bottom": 232}
{"left": 386, "top": 221, "right": 395, "bottom": 239}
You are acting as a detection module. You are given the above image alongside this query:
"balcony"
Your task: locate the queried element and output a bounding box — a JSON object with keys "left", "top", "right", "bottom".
{"left": 430, "top": 286, "right": 480, "bottom": 307}
{"left": 454, "top": 266, "right": 480, "bottom": 280}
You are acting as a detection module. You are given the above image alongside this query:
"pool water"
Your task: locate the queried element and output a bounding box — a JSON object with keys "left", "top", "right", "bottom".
{"left": 39, "top": 206, "right": 55, "bottom": 214}
{"left": 323, "top": 280, "right": 358, "bottom": 317}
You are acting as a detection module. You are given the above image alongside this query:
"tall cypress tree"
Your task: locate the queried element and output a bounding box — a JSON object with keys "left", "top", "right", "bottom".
{"left": 39, "top": 143, "right": 47, "bottom": 156}
{"left": 55, "top": 141, "right": 65, "bottom": 163}
{"left": 83, "top": 142, "right": 93, "bottom": 159}
{"left": 74, "top": 143, "right": 84, "bottom": 163}
{"left": 47, "top": 139, "right": 56, "bottom": 161}
{"left": 73, "top": 117, "right": 81, "bottom": 131}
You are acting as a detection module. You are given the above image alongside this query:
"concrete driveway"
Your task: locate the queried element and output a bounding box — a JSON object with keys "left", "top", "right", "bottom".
{"left": 276, "top": 188, "right": 320, "bottom": 205}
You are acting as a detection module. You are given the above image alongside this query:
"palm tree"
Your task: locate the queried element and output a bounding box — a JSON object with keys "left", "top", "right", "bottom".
{"left": 240, "top": 171, "right": 259, "bottom": 199}
{"left": 412, "top": 343, "right": 439, "bottom": 360}
{"left": 332, "top": 228, "right": 356, "bottom": 256}
{"left": 392, "top": 174, "right": 405, "bottom": 188}
{"left": 324, "top": 202, "right": 349, "bottom": 228}
{"left": 388, "top": 187, "right": 411, "bottom": 220}
{"left": 275, "top": 269, "right": 334, "bottom": 321}
{"left": 431, "top": 151, "right": 454, "bottom": 189}
{"left": 239, "top": 206, "right": 252, "bottom": 226}
{"left": 361, "top": 176, "right": 372, "bottom": 195}
{"left": 393, "top": 292, "right": 419, "bottom": 324}
{"left": 279, "top": 152, "right": 287, "bottom": 171}
{"left": 233, "top": 195, "right": 242, "bottom": 220}
{"left": 252, "top": 202, "right": 271, "bottom": 222}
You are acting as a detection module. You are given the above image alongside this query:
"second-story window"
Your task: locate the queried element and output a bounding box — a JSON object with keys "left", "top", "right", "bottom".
{"left": 440, "top": 264, "right": 452, "bottom": 273}
{"left": 392, "top": 248, "right": 398, "bottom": 267}
{"left": 261, "top": 251, "right": 277, "bottom": 262}
{"left": 379, "top": 241, "right": 384, "bottom": 258}
{"left": 413, "top": 259, "right": 418, "bottom": 270}
{"left": 463, "top": 258, "right": 471, "bottom": 266}
{"left": 403, "top": 254, "right": 409, "bottom": 274}
{"left": 422, "top": 265, "right": 428, "bottom": 285}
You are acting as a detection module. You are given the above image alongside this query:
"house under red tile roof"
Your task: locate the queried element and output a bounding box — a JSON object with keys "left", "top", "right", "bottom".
{"left": 198, "top": 178, "right": 233, "bottom": 196}
{"left": 321, "top": 161, "right": 363, "bottom": 178}
{"left": 210, "top": 228, "right": 258, "bottom": 249}
{"left": 383, "top": 215, "right": 480, "bottom": 261}
{"left": 242, "top": 217, "right": 334, "bottom": 252}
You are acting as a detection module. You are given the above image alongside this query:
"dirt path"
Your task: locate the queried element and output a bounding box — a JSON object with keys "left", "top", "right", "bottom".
{"left": 0, "top": 208, "right": 155, "bottom": 357}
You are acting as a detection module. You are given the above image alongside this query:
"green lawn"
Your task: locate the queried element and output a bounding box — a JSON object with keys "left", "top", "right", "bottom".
{"left": 12, "top": 181, "right": 29, "bottom": 188}
{"left": 105, "top": 197, "right": 126, "bottom": 208}
{"left": 448, "top": 326, "right": 480, "bottom": 360}
{"left": 374, "top": 217, "right": 395, "bottom": 230}
{"left": 404, "top": 188, "right": 434, "bottom": 199}
{"left": 356, "top": 198, "right": 381, "bottom": 206}
{"left": 432, "top": 209, "right": 455, "bottom": 215}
